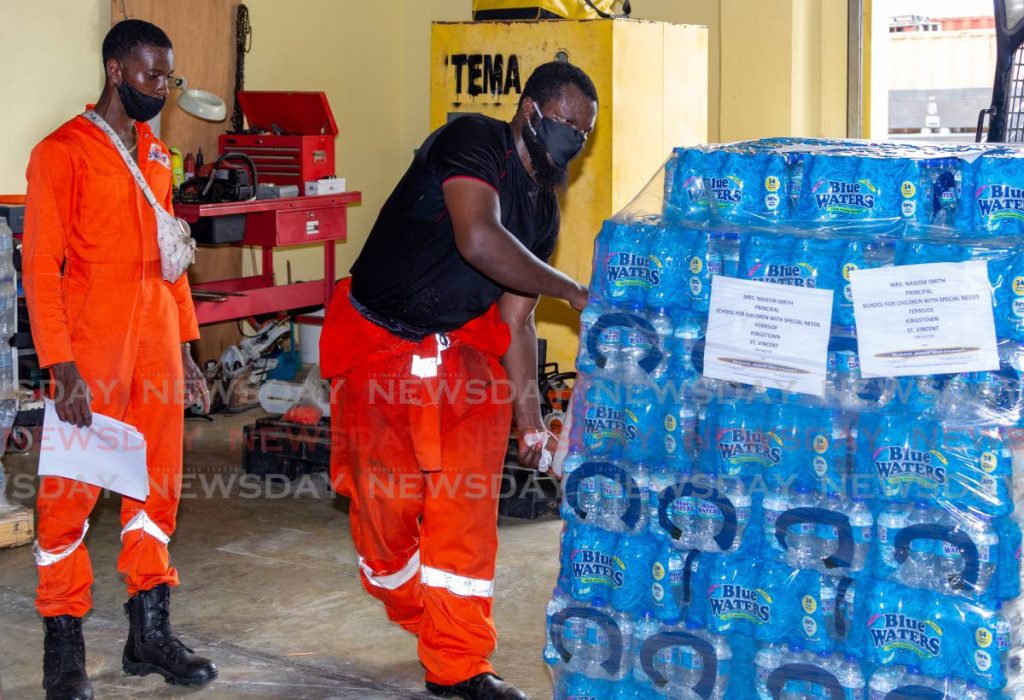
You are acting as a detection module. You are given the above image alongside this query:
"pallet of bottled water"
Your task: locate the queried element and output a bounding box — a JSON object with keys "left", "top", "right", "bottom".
{"left": 544, "top": 139, "right": 1024, "bottom": 699}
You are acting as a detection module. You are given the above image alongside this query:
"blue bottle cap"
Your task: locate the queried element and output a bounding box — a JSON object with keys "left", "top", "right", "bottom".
{"left": 592, "top": 596, "right": 608, "bottom": 609}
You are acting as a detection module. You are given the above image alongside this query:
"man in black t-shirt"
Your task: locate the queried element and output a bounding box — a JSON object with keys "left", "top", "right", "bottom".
{"left": 321, "top": 62, "right": 596, "bottom": 699}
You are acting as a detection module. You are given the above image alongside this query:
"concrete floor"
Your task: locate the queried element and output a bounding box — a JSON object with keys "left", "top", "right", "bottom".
{"left": 0, "top": 409, "right": 563, "bottom": 699}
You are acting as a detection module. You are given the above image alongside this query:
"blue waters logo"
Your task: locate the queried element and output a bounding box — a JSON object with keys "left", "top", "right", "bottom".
{"left": 709, "top": 583, "right": 772, "bottom": 623}
{"left": 976, "top": 184, "right": 1024, "bottom": 220}
{"left": 868, "top": 612, "right": 942, "bottom": 658}
{"left": 717, "top": 428, "right": 783, "bottom": 467}
{"left": 572, "top": 549, "right": 626, "bottom": 588}
{"left": 750, "top": 261, "right": 820, "bottom": 287}
{"left": 607, "top": 252, "right": 661, "bottom": 288}
{"left": 585, "top": 405, "right": 638, "bottom": 444}
{"left": 707, "top": 175, "right": 743, "bottom": 205}
{"left": 873, "top": 446, "right": 947, "bottom": 487}
{"left": 813, "top": 179, "right": 877, "bottom": 213}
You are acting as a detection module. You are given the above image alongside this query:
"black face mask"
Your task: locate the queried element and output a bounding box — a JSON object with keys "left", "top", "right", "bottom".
{"left": 116, "top": 78, "right": 165, "bottom": 123}
{"left": 529, "top": 104, "right": 586, "bottom": 168}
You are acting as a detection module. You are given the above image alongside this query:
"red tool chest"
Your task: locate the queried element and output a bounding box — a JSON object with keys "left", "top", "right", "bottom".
{"left": 218, "top": 91, "right": 337, "bottom": 188}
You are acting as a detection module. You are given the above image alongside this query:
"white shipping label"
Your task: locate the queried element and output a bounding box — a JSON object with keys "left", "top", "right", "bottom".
{"left": 703, "top": 275, "right": 834, "bottom": 396}
{"left": 850, "top": 260, "right": 999, "bottom": 377}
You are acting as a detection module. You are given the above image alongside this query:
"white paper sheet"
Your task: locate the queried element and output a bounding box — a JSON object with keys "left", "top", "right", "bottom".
{"left": 38, "top": 399, "right": 149, "bottom": 501}
{"left": 850, "top": 260, "right": 1000, "bottom": 378}
{"left": 703, "top": 275, "right": 835, "bottom": 396}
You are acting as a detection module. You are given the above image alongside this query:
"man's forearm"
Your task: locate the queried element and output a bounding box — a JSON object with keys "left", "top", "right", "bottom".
{"left": 502, "top": 318, "right": 543, "bottom": 431}
{"left": 463, "top": 221, "right": 581, "bottom": 301}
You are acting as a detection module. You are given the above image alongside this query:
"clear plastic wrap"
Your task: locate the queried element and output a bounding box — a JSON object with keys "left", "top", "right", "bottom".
{"left": 545, "top": 141, "right": 1024, "bottom": 699}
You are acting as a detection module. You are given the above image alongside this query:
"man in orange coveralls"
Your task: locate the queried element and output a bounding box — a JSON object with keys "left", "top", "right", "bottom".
{"left": 23, "top": 20, "right": 216, "bottom": 700}
{"left": 321, "top": 62, "right": 597, "bottom": 699}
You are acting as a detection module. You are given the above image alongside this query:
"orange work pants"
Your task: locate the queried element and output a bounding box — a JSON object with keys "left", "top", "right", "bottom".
{"left": 330, "top": 337, "right": 513, "bottom": 686}
{"left": 34, "top": 262, "right": 185, "bottom": 618}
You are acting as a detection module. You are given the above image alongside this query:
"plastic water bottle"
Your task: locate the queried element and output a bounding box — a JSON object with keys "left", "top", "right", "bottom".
{"left": 647, "top": 226, "right": 693, "bottom": 312}
{"left": 647, "top": 307, "right": 674, "bottom": 358}
{"left": 975, "top": 515, "right": 1000, "bottom": 596}
{"left": 837, "top": 654, "right": 865, "bottom": 699}
{"left": 877, "top": 503, "right": 910, "bottom": 576}
{"left": 562, "top": 452, "right": 602, "bottom": 524}
{"left": 868, "top": 666, "right": 901, "bottom": 700}
{"left": 667, "top": 477, "right": 699, "bottom": 550}
{"left": 848, "top": 498, "right": 874, "bottom": 573}
{"left": 820, "top": 576, "right": 839, "bottom": 641}
{"left": 0, "top": 459, "right": 7, "bottom": 509}
{"left": 930, "top": 508, "right": 962, "bottom": 595}
{"left": 603, "top": 222, "right": 653, "bottom": 308}
{"left": 579, "top": 603, "right": 633, "bottom": 680}
{"left": 671, "top": 315, "right": 703, "bottom": 384}
{"left": 900, "top": 502, "right": 936, "bottom": 589}
{"left": 816, "top": 493, "right": 843, "bottom": 569}
{"left": 694, "top": 488, "right": 720, "bottom": 552}
{"left": 544, "top": 591, "right": 571, "bottom": 666}
{"left": 785, "top": 487, "right": 820, "bottom": 570}
{"left": 962, "top": 679, "right": 990, "bottom": 700}
{"left": 782, "top": 644, "right": 810, "bottom": 699}
{"left": 675, "top": 620, "right": 706, "bottom": 695}
{"left": 599, "top": 463, "right": 647, "bottom": 534}
{"left": 578, "top": 304, "right": 602, "bottom": 375}
{"left": 713, "top": 232, "right": 741, "bottom": 278}
{"left": 0, "top": 218, "right": 14, "bottom": 341}
{"left": 755, "top": 643, "right": 784, "bottom": 700}
{"left": 649, "top": 542, "right": 687, "bottom": 624}
{"left": 706, "top": 626, "right": 732, "bottom": 699}
{"left": 632, "top": 613, "right": 661, "bottom": 683}
{"left": 764, "top": 488, "right": 790, "bottom": 554}
{"left": 727, "top": 480, "right": 752, "bottom": 554}
{"left": 557, "top": 671, "right": 614, "bottom": 699}
{"left": 807, "top": 651, "right": 836, "bottom": 698}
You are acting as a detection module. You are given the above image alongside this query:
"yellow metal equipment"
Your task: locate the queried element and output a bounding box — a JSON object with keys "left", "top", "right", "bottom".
{"left": 430, "top": 19, "right": 709, "bottom": 369}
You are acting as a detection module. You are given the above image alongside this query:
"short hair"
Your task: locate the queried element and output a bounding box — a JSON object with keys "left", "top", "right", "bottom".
{"left": 520, "top": 61, "right": 598, "bottom": 108}
{"left": 102, "top": 19, "right": 172, "bottom": 63}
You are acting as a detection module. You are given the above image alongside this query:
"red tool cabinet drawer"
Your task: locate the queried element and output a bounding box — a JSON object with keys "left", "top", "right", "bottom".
{"left": 244, "top": 203, "right": 347, "bottom": 246}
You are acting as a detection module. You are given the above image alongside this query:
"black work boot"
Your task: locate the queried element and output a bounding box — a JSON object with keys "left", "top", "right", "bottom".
{"left": 426, "top": 672, "right": 528, "bottom": 699}
{"left": 122, "top": 583, "right": 218, "bottom": 686}
{"left": 42, "top": 615, "right": 93, "bottom": 700}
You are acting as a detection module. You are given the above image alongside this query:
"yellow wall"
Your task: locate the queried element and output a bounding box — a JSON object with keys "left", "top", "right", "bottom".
{"left": 629, "top": 0, "right": 722, "bottom": 142}
{"left": 721, "top": 0, "right": 848, "bottom": 141}
{"left": 242, "top": 0, "right": 406, "bottom": 279}
{"left": 0, "top": 0, "right": 848, "bottom": 284}
{"left": 0, "top": 1, "right": 111, "bottom": 193}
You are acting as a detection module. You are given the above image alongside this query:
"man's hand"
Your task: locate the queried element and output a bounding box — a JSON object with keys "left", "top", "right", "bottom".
{"left": 566, "top": 281, "right": 589, "bottom": 311}
{"left": 51, "top": 361, "right": 92, "bottom": 428}
{"left": 516, "top": 426, "right": 558, "bottom": 472}
{"left": 182, "top": 344, "right": 210, "bottom": 414}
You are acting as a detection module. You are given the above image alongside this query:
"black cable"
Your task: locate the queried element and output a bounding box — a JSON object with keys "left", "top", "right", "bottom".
{"left": 231, "top": 5, "right": 252, "bottom": 133}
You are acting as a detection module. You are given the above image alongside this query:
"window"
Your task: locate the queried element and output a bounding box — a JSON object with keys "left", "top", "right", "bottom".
{"left": 868, "top": 0, "right": 995, "bottom": 142}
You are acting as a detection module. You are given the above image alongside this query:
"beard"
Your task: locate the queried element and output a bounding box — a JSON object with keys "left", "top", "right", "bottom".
{"left": 523, "top": 116, "right": 569, "bottom": 191}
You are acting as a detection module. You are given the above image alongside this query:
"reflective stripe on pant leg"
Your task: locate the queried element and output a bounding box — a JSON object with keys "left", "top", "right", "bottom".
{"left": 35, "top": 476, "right": 102, "bottom": 618}
{"left": 120, "top": 510, "right": 170, "bottom": 545}
{"left": 34, "top": 520, "right": 90, "bottom": 567}
{"left": 359, "top": 550, "right": 421, "bottom": 590}
{"left": 420, "top": 565, "right": 494, "bottom": 598}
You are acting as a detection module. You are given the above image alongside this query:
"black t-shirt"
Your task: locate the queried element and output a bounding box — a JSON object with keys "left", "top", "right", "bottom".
{"left": 349, "top": 114, "right": 559, "bottom": 339}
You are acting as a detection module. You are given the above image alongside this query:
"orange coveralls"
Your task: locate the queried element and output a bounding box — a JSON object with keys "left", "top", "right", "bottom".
{"left": 321, "top": 277, "right": 513, "bottom": 686}
{"left": 23, "top": 112, "right": 199, "bottom": 618}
